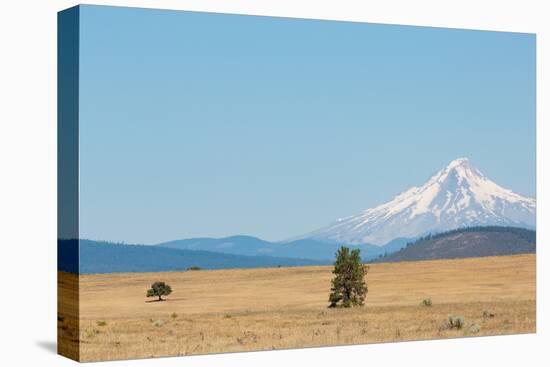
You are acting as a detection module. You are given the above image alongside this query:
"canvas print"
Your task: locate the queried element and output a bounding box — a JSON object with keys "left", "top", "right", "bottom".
{"left": 57, "top": 5, "right": 536, "bottom": 362}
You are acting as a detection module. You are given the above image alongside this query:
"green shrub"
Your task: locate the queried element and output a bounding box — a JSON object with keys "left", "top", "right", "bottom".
{"left": 85, "top": 328, "right": 100, "bottom": 338}
{"left": 96, "top": 320, "right": 107, "bottom": 327}
{"left": 187, "top": 266, "right": 201, "bottom": 271}
{"left": 469, "top": 324, "right": 481, "bottom": 334}
{"left": 152, "top": 319, "right": 164, "bottom": 327}
{"left": 448, "top": 315, "right": 465, "bottom": 329}
{"left": 170, "top": 312, "right": 178, "bottom": 319}
{"left": 421, "top": 298, "right": 432, "bottom": 307}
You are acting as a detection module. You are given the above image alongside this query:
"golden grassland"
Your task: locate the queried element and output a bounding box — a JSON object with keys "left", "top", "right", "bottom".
{"left": 58, "top": 254, "right": 536, "bottom": 362}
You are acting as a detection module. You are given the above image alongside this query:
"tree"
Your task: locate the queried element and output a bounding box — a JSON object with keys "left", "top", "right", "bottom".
{"left": 146, "top": 281, "right": 172, "bottom": 301}
{"left": 328, "top": 246, "right": 369, "bottom": 308}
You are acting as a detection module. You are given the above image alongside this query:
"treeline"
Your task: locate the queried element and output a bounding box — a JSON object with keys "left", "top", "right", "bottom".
{"left": 403, "top": 226, "right": 535, "bottom": 250}
{"left": 370, "top": 225, "right": 536, "bottom": 263}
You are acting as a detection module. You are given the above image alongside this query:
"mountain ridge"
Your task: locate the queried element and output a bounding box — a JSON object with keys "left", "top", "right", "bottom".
{"left": 157, "top": 236, "right": 410, "bottom": 261}
{"left": 58, "top": 239, "right": 327, "bottom": 274}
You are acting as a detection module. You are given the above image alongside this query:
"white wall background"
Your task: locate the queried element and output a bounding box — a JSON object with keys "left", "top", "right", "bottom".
{"left": 0, "top": 1, "right": 547, "bottom": 366}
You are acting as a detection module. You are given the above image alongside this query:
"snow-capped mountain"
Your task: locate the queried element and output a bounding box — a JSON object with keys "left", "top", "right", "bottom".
{"left": 302, "top": 158, "right": 535, "bottom": 245}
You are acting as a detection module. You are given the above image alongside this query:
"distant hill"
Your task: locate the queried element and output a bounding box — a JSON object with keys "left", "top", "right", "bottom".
{"left": 58, "top": 239, "right": 327, "bottom": 274}
{"left": 157, "top": 236, "right": 410, "bottom": 261}
{"left": 372, "top": 226, "right": 536, "bottom": 263}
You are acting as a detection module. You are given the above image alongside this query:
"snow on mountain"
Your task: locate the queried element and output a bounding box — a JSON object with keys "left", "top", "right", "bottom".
{"left": 302, "top": 158, "right": 535, "bottom": 245}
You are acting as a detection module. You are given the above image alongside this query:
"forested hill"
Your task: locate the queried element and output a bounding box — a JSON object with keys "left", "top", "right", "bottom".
{"left": 372, "top": 226, "right": 535, "bottom": 263}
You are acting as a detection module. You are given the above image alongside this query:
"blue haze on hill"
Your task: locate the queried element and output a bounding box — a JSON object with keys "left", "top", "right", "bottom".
{"left": 158, "top": 236, "right": 409, "bottom": 261}
{"left": 58, "top": 239, "right": 328, "bottom": 274}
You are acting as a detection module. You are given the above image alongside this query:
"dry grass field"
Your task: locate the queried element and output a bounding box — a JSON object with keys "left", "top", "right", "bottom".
{"left": 58, "top": 254, "right": 536, "bottom": 362}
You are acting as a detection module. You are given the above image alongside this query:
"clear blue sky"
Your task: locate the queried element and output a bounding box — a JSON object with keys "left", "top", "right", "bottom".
{"left": 77, "top": 5, "right": 535, "bottom": 244}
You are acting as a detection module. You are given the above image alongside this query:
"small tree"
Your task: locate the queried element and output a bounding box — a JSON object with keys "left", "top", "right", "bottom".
{"left": 146, "top": 281, "right": 172, "bottom": 302}
{"left": 328, "top": 246, "right": 368, "bottom": 308}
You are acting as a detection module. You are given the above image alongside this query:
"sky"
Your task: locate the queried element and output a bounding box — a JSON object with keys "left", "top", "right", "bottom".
{"left": 77, "top": 5, "right": 536, "bottom": 244}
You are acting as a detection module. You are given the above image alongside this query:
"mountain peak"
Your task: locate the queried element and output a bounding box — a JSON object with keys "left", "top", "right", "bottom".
{"left": 444, "top": 157, "right": 476, "bottom": 175}
{"left": 447, "top": 157, "right": 471, "bottom": 168}
{"left": 299, "top": 158, "right": 535, "bottom": 245}
{"left": 429, "top": 157, "right": 484, "bottom": 188}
